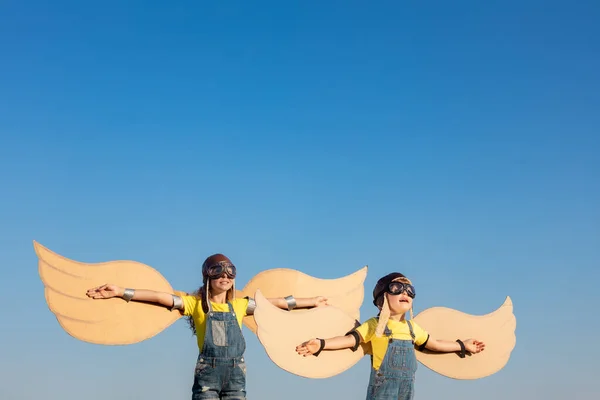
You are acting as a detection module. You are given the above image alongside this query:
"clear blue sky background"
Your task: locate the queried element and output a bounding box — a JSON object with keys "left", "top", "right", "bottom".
{"left": 1, "top": 0, "right": 599, "bottom": 399}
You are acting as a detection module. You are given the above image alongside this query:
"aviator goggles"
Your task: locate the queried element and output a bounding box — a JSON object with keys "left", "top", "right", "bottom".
{"left": 205, "top": 261, "right": 237, "bottom": 279}
{"left": 373, "top": 282, "right": 416, "bottom": 307}
{"left": 387, "top": 281, "right": 416, "bottom": 298}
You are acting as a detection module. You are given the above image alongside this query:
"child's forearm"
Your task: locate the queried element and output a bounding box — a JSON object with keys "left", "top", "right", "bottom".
{"left": 294, "top": 297, "right": 318, "bottom": 308}
{"left": 322, "top": 334, "right": 357, "bottom": 350}
{"left": 269, "top": 297, "right": 316, "bottom": 309}
{"left": 118, "top": 287, "right": 177, "bottom": 308}
{"left": 425, "top": 339, "right": 463, "bottom": 353}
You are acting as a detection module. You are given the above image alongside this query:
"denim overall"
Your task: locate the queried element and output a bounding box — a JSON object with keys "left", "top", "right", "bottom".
{"left": 192, "top": 301, "right": 247, "bottom": 400}
{"left": 366, "top": 320, "right": 418, "bottom": 400}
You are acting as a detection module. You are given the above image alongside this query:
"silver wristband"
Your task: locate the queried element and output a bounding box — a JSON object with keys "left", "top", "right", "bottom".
{"left": 246, "top": 297, "right": 257, "bottom": 315}
{"left": 284, "top": 295, "right": 297, "bottom": 311}
{"left": 122, "top": 288, "right": 135, "bottom": 302}
{"left": 171, "top": 294, "right": 183, "bottom": 311}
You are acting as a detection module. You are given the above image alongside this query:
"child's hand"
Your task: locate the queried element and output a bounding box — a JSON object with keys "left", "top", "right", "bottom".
{"left": 464, "top": 339, "right": 485, "bottom": 354}
{"left": 313, "top": 296, "right": 329, "bottom": 307}
{"left": 295, "top": 339, "right": 321, "bottom": 356}
{"left": 86, "top": 284, "right": 123, "bottom": 299}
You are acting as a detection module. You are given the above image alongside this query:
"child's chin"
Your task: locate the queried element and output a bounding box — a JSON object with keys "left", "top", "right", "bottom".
{"left": 391, "top": 305, "right": 410, "bottom": 314}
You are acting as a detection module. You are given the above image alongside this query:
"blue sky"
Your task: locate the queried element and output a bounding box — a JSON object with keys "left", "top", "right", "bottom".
{"left": 1, "top": 0, "right": 599, "bottom": 399}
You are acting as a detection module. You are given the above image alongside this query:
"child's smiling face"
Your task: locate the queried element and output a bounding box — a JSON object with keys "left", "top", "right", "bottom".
{"left": 210, "top": 274, "right": 234, "bottom": 294}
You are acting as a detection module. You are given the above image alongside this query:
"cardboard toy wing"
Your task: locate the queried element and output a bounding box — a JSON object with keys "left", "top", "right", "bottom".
{"left": 253, "top": 288, "right": 370, "bottom": 379}
{"left": 413, "top": 297, "right": 517, "bottom": 380}
{"left": 236, "top": 266, "right": 367, "bottom": 335}
{"left": 35, "top": 241, "right": 184, "bottom": 345}
{"left": 254, "top": 291, "right": 516, "bottom": 380}
{"left": 34, "top": 241, "right": 367, "bottom": 349}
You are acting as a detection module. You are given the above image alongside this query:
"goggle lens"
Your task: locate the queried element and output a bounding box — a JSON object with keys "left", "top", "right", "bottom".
{"left": 387, "top": 282, "right": 415, "bottom": 298}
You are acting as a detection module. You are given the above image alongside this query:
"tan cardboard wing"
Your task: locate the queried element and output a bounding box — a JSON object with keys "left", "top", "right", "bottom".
{"left": 253, "top": 288, "right": 370, "bottom": 379}
{"left": 235, "top": 266, "right": 367, "bottom": 334}
{"left": 35, "top": 241, "right": 183, "bottom": 345}
{"left": 412, "top": 297, "right": 517, "bottom": 380}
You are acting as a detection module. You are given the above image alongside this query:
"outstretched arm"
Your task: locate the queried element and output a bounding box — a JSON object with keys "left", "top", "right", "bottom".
{"left": 424, "top": 337, "right": 485, "bottom": 354}
{"left": 86, "top": 284, "right": 183, "bottom": 311}
{"left": 296, "top": 331, "right": 361, "bottom": 357}
{"left": 246, "top": 295, "right": 328, "bottom": 315}
{"left": 268, "top": 295, "right": 328, "bottom": 310}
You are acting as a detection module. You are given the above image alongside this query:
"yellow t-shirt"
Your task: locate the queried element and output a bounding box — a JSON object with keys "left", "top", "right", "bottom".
{"left": 354, "top": 317, "right": 429, "bottom": 370}
{"left": 181, "top": 295, "right": 249, "bottom": 352}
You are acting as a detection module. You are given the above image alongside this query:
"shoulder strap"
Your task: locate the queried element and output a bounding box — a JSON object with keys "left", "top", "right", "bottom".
{"left": 406, "top": 320, "right": 416, "bottom": 344}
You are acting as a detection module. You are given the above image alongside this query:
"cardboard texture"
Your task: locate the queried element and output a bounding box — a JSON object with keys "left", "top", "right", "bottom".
{"left": 253, "top": 288, "right": 370, "bottom": 379}
{"left": 413, "top": 297, "right": 516, "bottom": 380}
{"left": 35, "top": 241, "right": 516, "bottom": 381}
{"left": 236, "top": 267, "right": 367, "bottom": 334}
{"left": 35, "top": 241, "right": 182, "bottom": 345}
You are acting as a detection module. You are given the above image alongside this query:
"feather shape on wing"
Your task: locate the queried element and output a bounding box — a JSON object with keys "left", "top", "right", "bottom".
{"left": 413, "top": 296, "right": 517, "bottom": 380}
{"left": 253, "top": 289, "right": 370, "bottom": 379}
{"left": 34, "top": 241, "right": 182, "bottom": 345}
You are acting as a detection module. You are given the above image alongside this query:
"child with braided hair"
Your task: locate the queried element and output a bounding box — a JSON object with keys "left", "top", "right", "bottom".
{"left": 295, "top": 272, "right": 485, "bottom": 400}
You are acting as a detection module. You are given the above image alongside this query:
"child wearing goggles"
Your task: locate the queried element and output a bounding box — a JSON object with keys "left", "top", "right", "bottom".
{"left": 87, "top": 253, "right": 328, "bottom": 400}
{"left": 295, "top": 272, "right": 485, "bottom": 400}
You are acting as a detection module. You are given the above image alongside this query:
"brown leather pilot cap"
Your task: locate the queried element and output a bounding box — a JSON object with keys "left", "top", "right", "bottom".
{"left": 372, "top": 272, "right": 407, "bottom": 307}
{"left": 201, "top": 254, "right": 233, "bottom": 280}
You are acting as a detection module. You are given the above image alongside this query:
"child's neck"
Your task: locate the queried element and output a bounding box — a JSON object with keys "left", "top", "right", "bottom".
{"left": 209, "top": 290, "right": 228, "bottom": 303}
{"left": 388, "top": 313, "right": 406, "bottom": 322}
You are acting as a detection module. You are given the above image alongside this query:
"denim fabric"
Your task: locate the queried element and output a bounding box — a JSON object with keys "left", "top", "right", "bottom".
{"left": 366, "top": 320, "right": 418, "bottom": 400}
{"left": 192, "top": 302, "right": 247, "bottom": 400}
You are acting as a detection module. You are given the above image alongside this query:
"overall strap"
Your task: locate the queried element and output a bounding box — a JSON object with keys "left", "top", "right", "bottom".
{"left": 406, "top": 320, "right": 416, "bottom": 344}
